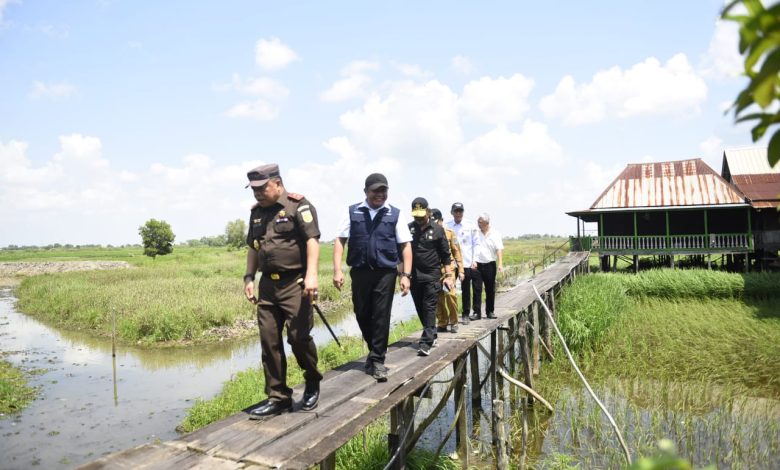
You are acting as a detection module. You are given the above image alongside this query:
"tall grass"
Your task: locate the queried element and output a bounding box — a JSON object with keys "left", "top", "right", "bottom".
{"left": 620, "top": 270, "right": 780, "bottom": 299}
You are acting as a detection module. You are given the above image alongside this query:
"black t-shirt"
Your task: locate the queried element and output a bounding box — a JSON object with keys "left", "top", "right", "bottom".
{"left": 408, "top": 221, "right": 451, "bottom": 281}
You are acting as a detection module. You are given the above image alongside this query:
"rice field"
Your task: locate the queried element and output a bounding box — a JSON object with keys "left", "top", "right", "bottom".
{"left": 518, "top": 270, "right": 780, "bottom": 468}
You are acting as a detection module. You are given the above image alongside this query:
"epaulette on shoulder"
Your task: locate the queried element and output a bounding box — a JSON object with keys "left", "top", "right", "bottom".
{"left": 287, "top": 192, "right": 304, "bottom": 202}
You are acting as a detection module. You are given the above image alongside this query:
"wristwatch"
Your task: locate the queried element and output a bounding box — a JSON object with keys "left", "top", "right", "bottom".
{"left": 399, "top": 272, "right": 412, "bottom": 279}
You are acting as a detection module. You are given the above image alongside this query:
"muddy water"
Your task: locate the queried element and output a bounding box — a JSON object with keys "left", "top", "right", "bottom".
{"left": 0, "top": 288, "right": 417, "bottom": 469}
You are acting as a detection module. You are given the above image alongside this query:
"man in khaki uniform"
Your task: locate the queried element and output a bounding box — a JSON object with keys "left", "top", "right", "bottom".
{"left": 432, "top": 209, "right": 465, "bottom": 333}
{"left": 243, "top": 163, "right": 323, "bottom": 418}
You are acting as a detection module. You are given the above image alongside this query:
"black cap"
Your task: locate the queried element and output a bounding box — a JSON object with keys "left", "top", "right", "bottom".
{"left": 246, "top": 163, "right": 280, "bottom": 188}
{"left": 430, "top": 208, "right": 443, "bottom": 221}
{"left": 411, "top": 197, "right": 429, "bottom": 217}
{"left": 451, "top": 202, "right": 464, "bottom": 212}
{"left": 365, "top": 173, "right": 389, "bottom": 191}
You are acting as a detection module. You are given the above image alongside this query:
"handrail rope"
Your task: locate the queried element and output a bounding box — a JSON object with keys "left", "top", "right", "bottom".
{"left": 496, "top": 367, "right": 554, "bottom": 412}
{"left": 532, "top": 285, "right": 632, "bottom": 465}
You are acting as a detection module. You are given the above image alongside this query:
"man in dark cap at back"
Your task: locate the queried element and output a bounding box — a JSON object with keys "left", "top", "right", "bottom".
{"left": 408, "top": 198, "right": 453, "bottom": 356}
{"left": 243, "top": 163, "right": 323, "bottom": 418}
{"left": 333, "top": 173, "right": 412, "bottom": 381}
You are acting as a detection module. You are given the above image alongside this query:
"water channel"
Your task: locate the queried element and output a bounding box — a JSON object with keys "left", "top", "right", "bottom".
{"left": 0, "top": 287, "right": 418, "bottom": 469}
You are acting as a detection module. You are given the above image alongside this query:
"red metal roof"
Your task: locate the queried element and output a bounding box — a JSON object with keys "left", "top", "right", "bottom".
{"left": 590, "top": 158, "right": 745, "bottom": 209}
{"left": 732, "top": 174, "right": 780, "bottom": 208}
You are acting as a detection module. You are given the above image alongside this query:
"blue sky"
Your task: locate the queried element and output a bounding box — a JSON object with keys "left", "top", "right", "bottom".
{"left": 0, "top": 0, "right": 763, "bottom": 246}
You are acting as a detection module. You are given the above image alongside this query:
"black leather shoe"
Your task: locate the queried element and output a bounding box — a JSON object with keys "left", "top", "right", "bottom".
{"left": 461, "top": 315, "right": 470, "bottom": 325}
{"left": 469, "top": 314, "right": 481, "bottom": 321}
{"left": 249, "top": 400, "right": 292, "bottom": 420}
{"left": 301, "top": 382, "right": 320, "bottom": 411}
{"left": 486, "top": 312, "right": 497, "bottom": 319}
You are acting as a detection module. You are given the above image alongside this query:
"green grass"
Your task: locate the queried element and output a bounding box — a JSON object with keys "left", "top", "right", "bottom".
{"left": 10, "top": 245, "right": 348, "bottom": 345}
{"left": 0, "top": 359, "right": 38, "bottom": 416}
{"left": 178, "top": 318, "right": 424, "bottom": 433}
{"left": 523, "top": 269, "right": 780, "bottom": 468}
{"left": 5, "top": 240, "right": 564, "bottom": 345}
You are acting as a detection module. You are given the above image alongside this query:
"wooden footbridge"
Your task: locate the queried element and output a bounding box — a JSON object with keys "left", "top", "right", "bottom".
{"left": 81, "top": 252, "right": 590, "bottom": 470}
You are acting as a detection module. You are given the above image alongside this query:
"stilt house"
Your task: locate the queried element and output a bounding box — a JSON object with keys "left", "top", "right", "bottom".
{"left": 567, "top": 158, "right": 754, "bottom": 271}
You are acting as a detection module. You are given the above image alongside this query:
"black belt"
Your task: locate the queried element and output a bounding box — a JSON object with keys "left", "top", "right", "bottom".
{"left": 263, "top": 270, "right": 302, "bottom": 281}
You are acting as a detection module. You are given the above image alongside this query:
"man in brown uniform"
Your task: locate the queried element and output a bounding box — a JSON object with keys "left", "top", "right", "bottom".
{"left": 431, "top": 209, "right": 465, "bottom": 333}
{"left": 243, "top": 163, "right": 323, "bottom": 418}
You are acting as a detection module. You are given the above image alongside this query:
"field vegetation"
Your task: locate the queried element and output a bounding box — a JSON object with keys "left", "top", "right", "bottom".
{"left": 522, "top": 269, "right": 780, "bottom": 468}
{"left": 0, "top": 359, "right": 38, "bottom": 416}
{"left": 2, "top": 238, "right": 567, "bottom": 346}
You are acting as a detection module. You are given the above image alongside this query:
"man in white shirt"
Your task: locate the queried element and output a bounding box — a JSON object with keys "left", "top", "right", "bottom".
{"left": 444, "top": 202, "right": 483, "bottom": 323}
{"left": 332, "top": 173, "right": 412, "bottom": 382}
{"left": 475, "top": 213, "right": 504, "bottom": 319}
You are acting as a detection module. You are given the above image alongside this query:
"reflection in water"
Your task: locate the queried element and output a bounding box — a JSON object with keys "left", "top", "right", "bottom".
{"left": 0, "top": 288, "right": 417, "bottom": 469}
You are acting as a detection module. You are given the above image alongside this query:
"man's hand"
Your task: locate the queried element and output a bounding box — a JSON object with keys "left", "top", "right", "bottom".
{"left": 498, "top": 265, "right": 504, "bottom": 274}
{"left": 443, "top": 277, "right": 455, "bottom": 291}
{"left": 333, "top": 270, "right": 345, "bottom": 291}
{"left": 304, "top": 273, "right": 319, "bottom": 303}
{"left": 470, "top": 262, "right": 477, "bottom": 270}
{"left": 458, "top": 272, "right": 465, "bottom": 282}
{"left": 244, "top": 280, "right": 257, "bottom": 303}
{"left": 399, "top": 276, "right": 410, "bottom": 296}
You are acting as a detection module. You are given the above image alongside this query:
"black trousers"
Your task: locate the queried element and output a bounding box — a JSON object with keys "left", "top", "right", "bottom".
{"left": 461, "top": 267, "right": 483, "bottom": 317}
{"left": 477, "top": 261, "right": 497, "bottom": 315}
{"left": 410, "top": 277, "right": 439, "bottom": 346}
{"left": 350, "top": 268, "right": 396, "bottom": 365}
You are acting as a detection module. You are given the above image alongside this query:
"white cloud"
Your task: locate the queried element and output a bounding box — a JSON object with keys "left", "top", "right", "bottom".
{"left": 28, "top": 80, "right": 77, "bottom": 99}
{"left": 451, "top": 55, "right": 475, "bottom": 75}
{"left": 320, "top": 60, "right": 379, "bottom": 102}
{"left": 700, "top": 19, "right": 742, "bottom": 79}
{"left": 225, "top": 99, "right": 279, "bottom": 120}
{"left": 255, "top": 37, "right": 299, "bottom": 70}
{"left": 700, "top": 135, "right": 725, "bottom": 168}
{"left": 540, "top": 53, "right": 708, "bottom": 125}
{"left": 53, "top": 134, "right": 108, "bottom": 169}
{"left": 461, "top": 74, "right": 535, "bottom": 124}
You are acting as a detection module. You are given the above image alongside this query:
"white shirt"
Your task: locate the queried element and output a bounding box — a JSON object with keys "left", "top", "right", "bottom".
{"left": 445, "top": 219, "right": 480, "bottom": 267}
{"left": 476, "top": 229, "right": 504, "bottom": 263}
{"left": 335, "top": 200, "right": 412, "bottom": 243}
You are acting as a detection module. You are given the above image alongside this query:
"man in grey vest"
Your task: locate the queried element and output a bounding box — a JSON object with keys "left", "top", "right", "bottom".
{"left": 333, "top": 173, "right": 412, "bottom": 381}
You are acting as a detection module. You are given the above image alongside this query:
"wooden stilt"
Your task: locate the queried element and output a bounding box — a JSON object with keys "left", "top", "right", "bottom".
{"left": 388, "top": 397, "right": 414, "bottom": 469}
{"left": 470, "top": 346, "right": 480, "bottom": 403}
{"left": 453, "top": 356, "right": 469, "bottom": 468}
{"left": 494, "top": 399, "right": 508, "bottom": 469}
{"left": 531, "top": 302, "right": 540, "bottom": 375}
{"left": 320, "top": 451, "right": 336, "bottom": 470}
{"left": 518, "top": 311, "right": 534, "bottom": 403}
{"left": 490, "top": 330, "right": 497, "bottom": 448}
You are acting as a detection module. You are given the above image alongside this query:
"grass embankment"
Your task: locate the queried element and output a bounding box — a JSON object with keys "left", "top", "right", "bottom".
{"left": 5, "top": 239, "right": 563, "bottom": 346}
{"left": 10, "top": 246, "right": 347, "bottom": 345}
{"left": 0, "top": 359, "right": 37, "bottom": 416}
{"left": 523, "top": 270, "right": 780, "bottom": 468}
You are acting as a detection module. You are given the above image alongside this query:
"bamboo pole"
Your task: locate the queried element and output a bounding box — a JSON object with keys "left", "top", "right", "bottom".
{"left": 497, "top": 367, "right": 554, "bottom": 412}
{"left": 532, "top": 285, "right": 632, "bottom": 465}
{"left": 469, "top": 347, "right": 480, "bottom": 403}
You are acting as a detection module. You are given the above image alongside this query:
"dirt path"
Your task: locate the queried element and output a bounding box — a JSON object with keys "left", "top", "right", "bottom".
{"left": 0, "top": 261, "right": 131, "bottom": 286}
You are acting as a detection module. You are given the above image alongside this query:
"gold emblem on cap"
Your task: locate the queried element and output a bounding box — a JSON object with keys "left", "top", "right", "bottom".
{"left": 414, "top": 203, "right": 423, "bottom": 211}
{"left": 278, "top": 210, "right": 286, "bottom": 217}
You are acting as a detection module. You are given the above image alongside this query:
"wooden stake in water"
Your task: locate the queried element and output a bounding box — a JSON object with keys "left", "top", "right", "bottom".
{"left": 111, "top": 307, "right": 116, "bottom": 357}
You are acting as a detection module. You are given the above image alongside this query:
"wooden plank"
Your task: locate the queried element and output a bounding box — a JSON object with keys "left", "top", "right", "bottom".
{"left": 78, "top": 443, "right": 252, "bottom": 470}
{"left": 266, "top": 342, "right": 470, "bottom": 469}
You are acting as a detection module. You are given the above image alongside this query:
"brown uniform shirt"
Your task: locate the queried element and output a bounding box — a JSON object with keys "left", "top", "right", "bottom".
{"left": 443, "top": 227, "right": 464, "bottom": 277}
{"left": 246, "top": 190, "right": 320, "bottom": 273}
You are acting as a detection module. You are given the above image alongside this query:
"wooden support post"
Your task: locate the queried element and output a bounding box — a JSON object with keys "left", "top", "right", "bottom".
{"left": 490, "top": 330, "right": 498, "bottom": 448}
{"left": 518, "top": 312, "right": 534, "bottom": 402}
{"left": 388, "top": 397, "right": 414, "bottom": 469}
{"left": 508, "top": 316, "right": 516, "bottom": 377}
{"left": 320, "top": 451, "right": 336, "bottom": 470}
{"left": 670, "top": 255, "right": 674, "bottom": 269}
{"left": 633, "top": 255, "right": 638, "bottom": 273}
{"left": 541, "top": 292, "right": 551, "bottom": 358}
{"left": 612, "top": 255, "right": 617, "bottom": 272}
{"left": 494, "top": 399, "right": 508, "bottom": 469}
{"left": 470, "top": 346, "right": 480, "bottom": 403}
{"left": 453, "top": 356, "right": 469, "bottom": 467}
{"left": 531, "top": 302, "right": 540, "bottom": 375}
